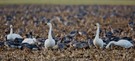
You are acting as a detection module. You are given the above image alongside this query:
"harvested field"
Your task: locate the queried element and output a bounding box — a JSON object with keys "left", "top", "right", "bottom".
{"left": 0, "top": 5, "right": 135, "bottom": 61}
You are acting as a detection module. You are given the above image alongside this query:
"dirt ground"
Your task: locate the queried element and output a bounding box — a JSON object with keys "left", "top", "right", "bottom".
{"left": 0, "top": 5, "right": 135, "bottom": 61}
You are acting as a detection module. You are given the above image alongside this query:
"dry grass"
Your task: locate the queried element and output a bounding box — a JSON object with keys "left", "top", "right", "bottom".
{"left": 0, "top": 5, "right": 135, "bottom": 61}
{"left": 0, "top": 47, "right": 135, "bottom": 61}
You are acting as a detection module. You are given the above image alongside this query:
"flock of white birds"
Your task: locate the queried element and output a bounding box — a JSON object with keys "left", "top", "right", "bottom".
{"left": 93, "top": 23, "right": 133, "bottom": 49}
{"left": 6, "top": 22, "right": 134, "bottom": 50}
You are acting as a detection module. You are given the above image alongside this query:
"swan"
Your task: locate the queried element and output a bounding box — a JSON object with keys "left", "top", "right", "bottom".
{"left": 6, "top": 25, "right": 22, "bottom": 41}
{"left": 106, "top": 39, "right": 133, "bottom": 48}
{"left": 22, "top": 34, "right": 37, "bottom": 45}
{"left": 93, "top": 23, "right": 105, "bottom": 48}
{"left": 44, "top": 22, "right": 55, "bottom": 48}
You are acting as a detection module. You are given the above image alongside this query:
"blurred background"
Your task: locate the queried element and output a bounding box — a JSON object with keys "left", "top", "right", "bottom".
{"left": 0, "top": 0, "right": 135, "bottom": 5}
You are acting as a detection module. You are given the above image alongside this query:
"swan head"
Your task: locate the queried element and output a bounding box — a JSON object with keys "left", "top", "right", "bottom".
{"left": 47, "top": 22, "right": 51, "bottom": 26}
{"left": 10, "top": 25, "right": 13, "bottom": 28}
{"left": 96, "top": 23, "right": 100, "bottom": 26}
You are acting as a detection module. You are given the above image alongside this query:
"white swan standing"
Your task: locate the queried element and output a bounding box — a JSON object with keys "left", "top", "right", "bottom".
{"left": 106, "top": 39, "right": 133, "bottom": 48}
{"left": 93, "top": 23, "right": 105, "bottom": 48}
{"left": 44, "top": 22, "right": 55, "bottom": 48}
{"left": 6, "top": 25, "right": 22, "bottom": 41}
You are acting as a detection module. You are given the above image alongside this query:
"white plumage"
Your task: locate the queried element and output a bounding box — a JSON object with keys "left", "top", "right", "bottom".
{"left": 44, "top": 23, "right": 55, "bottom": 48}
{"left": 93, "top": 23, "right": 105, "bottom": 48}
{"left": 6, "top": 25, "right": 22, "bottom": 41}
{"left": 44, "top": 38, "right": 55, "bottom": 48}
{"left": 106, "top": 39, "right": 133, "bottom": 48}
{"left": 22, "top": 38, "right": 37, "bottom": 44}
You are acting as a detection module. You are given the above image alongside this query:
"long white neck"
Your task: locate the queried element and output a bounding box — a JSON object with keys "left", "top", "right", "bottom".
{"left": 95, "top": 24, "right": 100, "bottom": 39}
{"left": 106, "top": 41, "right": 116, "bottom": 48}
{"left": 48, "top": 23, "right": 53, "bottom": 39}
{"left": 10, "top": 26, "right": 13, "bottom": 34}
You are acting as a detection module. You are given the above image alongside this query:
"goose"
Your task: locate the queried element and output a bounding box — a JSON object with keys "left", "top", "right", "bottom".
{"left": 0, "top": 41, "right": 5, "bottom": 47}
{"left": 44, "top": 22, "right": 55, "bottom": 48}
{"left": 93, "top": 23, "right": 105, "bottom": 48}
{"left": 4, "top": 40, "right": 22, "bottom": 49}
{"left": 6, "top": 25, "right": 22, "bottom": 41}
{"left": 21, "top": 43, "right": 40, "bottom": 50}
{"left": 106, "top": 39, "right": 133, "bottom": 48}
{"left": 72, "top": 41, "right": 89, "bottom": 49}
{"left": 22, "top": 34, "right": 37, "bottom": 45}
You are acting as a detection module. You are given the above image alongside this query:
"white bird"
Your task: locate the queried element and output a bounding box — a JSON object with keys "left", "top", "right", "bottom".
{"left": 22, "top": 34, "right": 37, "bottom": 44}
{"left": 6, "top": 25, "right": 22, "bottom": 41}
{"left": 93, "top": 23, "right": 105, "bottom": 48}
{"left": 44, "top": 22, "right": 55, "bottom": 48}
{"left": 106, "top": 39, "right": 133, "bottom": 48}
